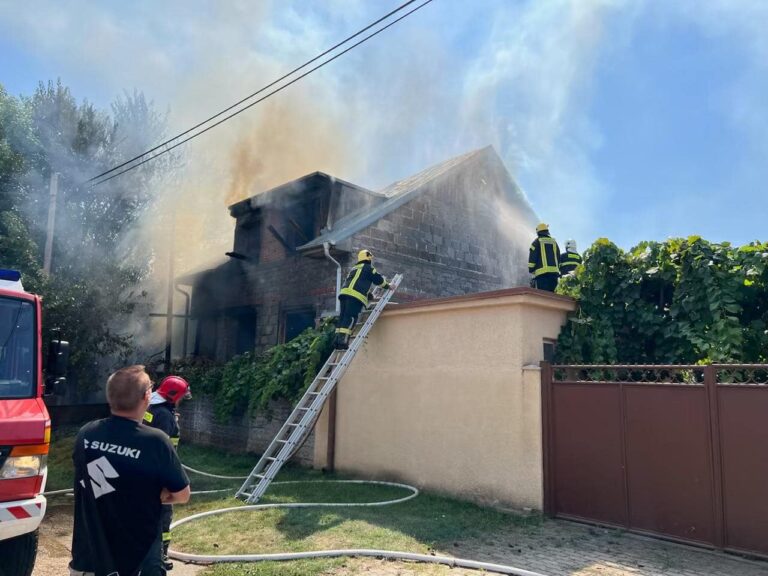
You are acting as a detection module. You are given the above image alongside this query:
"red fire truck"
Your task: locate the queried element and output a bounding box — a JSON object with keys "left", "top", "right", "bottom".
{"left": 0, "top": 269, "right": 67, "bottom": 576}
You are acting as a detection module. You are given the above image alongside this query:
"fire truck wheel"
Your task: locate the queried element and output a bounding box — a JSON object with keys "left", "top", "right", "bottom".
{"left": 0, "top": 529, "right": 39, "bottom": 576}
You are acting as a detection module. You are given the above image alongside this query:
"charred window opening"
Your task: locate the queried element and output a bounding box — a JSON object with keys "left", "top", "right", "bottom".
{"left": 233, "top": 212, "right": 261, "bottom": 261}
{"left": 229, "top": 307, "right": 257, "bottom": 357}
{"left": 194, "top": 315, "right": 218, "bottom": 359}
{"left": 283, "top": 198, "right": 319, "bottom": 249}
{"left": 281, "top": 308, "right": 315, "bottom": 343}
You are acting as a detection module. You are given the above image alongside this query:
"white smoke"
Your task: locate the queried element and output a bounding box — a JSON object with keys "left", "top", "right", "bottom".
{"left": 1, "top": 0, "right": 765, "bottom": 276}
{"left": 458, "top": 1, "right": 627, "bottom": 247}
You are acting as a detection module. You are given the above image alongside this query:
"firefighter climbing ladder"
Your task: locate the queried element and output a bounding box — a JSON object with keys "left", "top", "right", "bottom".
{"left": 236, "top": 273, "right": 403, "bottom": 504}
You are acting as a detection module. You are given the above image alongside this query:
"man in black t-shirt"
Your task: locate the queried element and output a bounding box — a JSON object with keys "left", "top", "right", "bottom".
{"left": 69, "top": 365, "right": 191, "bottom": 576}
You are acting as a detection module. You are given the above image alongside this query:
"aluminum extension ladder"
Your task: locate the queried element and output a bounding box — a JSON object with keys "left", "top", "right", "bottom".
{"left": 236, "top": 273, "right": 403, "bottom": 504}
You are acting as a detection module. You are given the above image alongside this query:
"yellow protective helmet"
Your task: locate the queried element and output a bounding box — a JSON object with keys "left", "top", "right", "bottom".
{"left": 357, "top": 249, "right": 373, "bottom": 262}
{"left": 536, "top": 223, "right": 549, "bottom": 233}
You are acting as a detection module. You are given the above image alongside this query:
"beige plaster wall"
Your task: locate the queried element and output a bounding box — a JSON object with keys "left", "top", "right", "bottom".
{"left": 314, "top": 288, "right": 574, "bottom": 510}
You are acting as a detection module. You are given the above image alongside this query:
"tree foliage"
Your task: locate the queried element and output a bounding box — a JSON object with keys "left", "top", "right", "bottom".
{"left": 0, "top": 80, "right": 171, "bottom": 388}
{"left": 165, "top": 322, "right": 336, "bottom": 421}
{"left": 556, "top": 237, "right": 768, "bottom": 365}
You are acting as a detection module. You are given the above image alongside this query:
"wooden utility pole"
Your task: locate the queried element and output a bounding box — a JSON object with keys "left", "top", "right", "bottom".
{"left": 164, "top": 217, "right": 175, "bottom": 369}
{"left": 43, "top": 173, "right": 60, "bottom": 276}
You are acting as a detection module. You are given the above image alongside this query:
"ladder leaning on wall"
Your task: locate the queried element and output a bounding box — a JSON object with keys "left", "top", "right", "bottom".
{"left": 236, "top": 273, "right": 403, "bottom": 504}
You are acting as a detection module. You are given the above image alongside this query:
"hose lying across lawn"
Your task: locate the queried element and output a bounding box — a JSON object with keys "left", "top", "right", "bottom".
{"left": 43, "top": 464, "right": 547, "bottom": 575}
{"left": 170, "top": 466, "right": 548, "bottom": 576}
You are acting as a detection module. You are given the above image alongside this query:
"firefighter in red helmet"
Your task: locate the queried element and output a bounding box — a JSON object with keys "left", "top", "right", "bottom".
{"left": 143, "top": 375, "right": 191, "bottom": 570}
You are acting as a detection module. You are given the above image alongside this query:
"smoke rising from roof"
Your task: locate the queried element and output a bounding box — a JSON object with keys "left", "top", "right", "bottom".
{"left": 0, "top": 0, "right": 622, "bottom": 359}
{"left": 0, "top": 1, "right": 625, "bottom": 268}
{"left": 225, "top": 92, "right": 352, "bottom": 207}
{"left": 11, "top": 0, "right": 766, "bottom": 359}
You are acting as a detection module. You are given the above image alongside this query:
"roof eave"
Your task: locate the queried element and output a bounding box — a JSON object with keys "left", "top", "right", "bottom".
{"left": 228, "top": 172, "right": 380, "bottom": 217}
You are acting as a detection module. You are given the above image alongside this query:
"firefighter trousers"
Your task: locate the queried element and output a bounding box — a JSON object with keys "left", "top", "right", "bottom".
{"left": 161, "top": 503, "right": 173, "bottom": 558}
{"left": 335, "top": 296, "right": 364, "bottom": 348}
{"left": 534, "top": 273, "right": 559, "bottom": 292}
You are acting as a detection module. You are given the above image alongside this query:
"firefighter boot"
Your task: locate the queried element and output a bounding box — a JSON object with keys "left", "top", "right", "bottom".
{"left": 162, "top": 541, "right": 173, "bottom": 571}
{"left": 334, "top": 332, "right": 349, "bottom": 350}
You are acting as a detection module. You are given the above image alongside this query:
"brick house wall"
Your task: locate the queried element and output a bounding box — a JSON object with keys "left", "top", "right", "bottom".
{"left": 185, "top": 147, "right": 536, "bottom": 361}
{"left": 178, "top": 395, "right": 315, "bottom": 466}
{"left": 345, "top": 149, "right": 534, "bottom": 299}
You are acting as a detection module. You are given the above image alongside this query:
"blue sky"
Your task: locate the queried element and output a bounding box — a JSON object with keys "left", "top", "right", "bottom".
{"left": 1, "top": 0, "right": 766, "bottom": 252}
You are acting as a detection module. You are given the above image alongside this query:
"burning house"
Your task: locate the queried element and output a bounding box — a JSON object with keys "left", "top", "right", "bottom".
{"left": 178, "top": 146, "right": 538, "bottom": 360}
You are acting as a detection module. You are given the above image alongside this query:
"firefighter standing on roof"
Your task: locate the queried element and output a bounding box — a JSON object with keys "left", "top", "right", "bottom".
{"left": 528, "top": 223, "right": 561, "bottom": 292}
{"left": 143, "top": 376, "right": 191, "bottom": 571}
{"left": 335, "top": 249, "right": 390, "bottom": 349}
{"left": 559, "top": 239, "right": 582, "bottom": 276}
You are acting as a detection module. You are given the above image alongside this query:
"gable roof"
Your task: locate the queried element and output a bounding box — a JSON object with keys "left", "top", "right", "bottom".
{"left": 297, "top": 147, "right": 489, "bottom": 251}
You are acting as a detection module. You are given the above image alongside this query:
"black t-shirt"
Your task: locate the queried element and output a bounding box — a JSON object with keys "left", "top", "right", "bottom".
{"left": 70, "top": 416, "right": 189, "bottom": 576}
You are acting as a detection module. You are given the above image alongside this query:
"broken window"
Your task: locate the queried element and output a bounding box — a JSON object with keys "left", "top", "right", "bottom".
{"left": 281, "top": 308, "right": 315, "bottom": 343}
{"left": 233, "top": 212, "right": 261, "bottom": 261}
{"left": 282, "top": 200, "right": 317, "bottom": 249}
{"left": 194, "top": 315, "right": 218, "bottom": 359}
{"left": 232, "top": 307, "right": 257, "bottom": 356}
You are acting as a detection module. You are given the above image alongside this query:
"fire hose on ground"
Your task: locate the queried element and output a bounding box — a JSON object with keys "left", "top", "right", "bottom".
{"left": 43, "top": 465, "right": 548, "bottom": 576}
{"left": 170, "top": 465, "right": 549, "bottom": 576}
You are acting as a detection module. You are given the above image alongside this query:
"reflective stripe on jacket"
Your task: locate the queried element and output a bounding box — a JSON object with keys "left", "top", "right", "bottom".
{"left": 339, "top": 261, "right": 388, "bottom": 306}
{"left": 529, "top": 235, "right": 561, "bottom": 277}
{"left": 559, "top": 251, "right": 582, "bottom": 274}
{"left": 143, "top": 403, "right": 180, "bottom": 450}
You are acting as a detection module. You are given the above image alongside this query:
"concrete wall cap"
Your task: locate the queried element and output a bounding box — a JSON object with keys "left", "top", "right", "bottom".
{"left": 384, "top": 287, "right": 576, "bottom": 317}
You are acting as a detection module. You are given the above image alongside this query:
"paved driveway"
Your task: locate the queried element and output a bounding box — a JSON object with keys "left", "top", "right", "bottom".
{"left": 33, "top": 503, "right": 767, "bottom": 576}
{"left": 331, "top": 519, "right": 768, "bottom": 576}
{"left": 452, "top": 519, "right": 768, "bottom": 576}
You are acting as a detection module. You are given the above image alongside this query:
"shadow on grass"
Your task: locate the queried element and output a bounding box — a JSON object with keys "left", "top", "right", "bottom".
{"left": 268, "top": 484, "right": 541, "bottom": 550}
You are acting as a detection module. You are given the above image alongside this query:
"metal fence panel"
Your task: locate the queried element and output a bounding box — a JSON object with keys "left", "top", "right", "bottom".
{"left": 551, "top": 383, "right": 626, "bottom": 525}
{"left": 624, "top": 386, "right": 714, "bottom": 544}
{"left": 717, "top": 386, "right": 768, "bottom": 556}
{"left": 544, "top": 363, "right": 767, "bottom": 559}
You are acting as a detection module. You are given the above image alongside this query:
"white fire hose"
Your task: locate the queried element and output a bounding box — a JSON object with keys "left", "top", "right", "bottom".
{"left": 171, "top": 467, "right": 549, "bottom": 576}
{"left": 45, "top": 465, "right": 548, "bottom": 575}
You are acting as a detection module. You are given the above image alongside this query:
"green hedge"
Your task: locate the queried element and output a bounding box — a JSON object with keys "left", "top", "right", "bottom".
{"left": 556, "top": 237, "right": 768, "bottom": 364}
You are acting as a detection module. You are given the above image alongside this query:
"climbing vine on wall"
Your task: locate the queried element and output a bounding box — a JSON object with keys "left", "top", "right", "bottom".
{"left": 168, "top": 320, "right": 336, "bottom": 420}
{"left": 555, "top": 237, "right": 768, "bottom": 365}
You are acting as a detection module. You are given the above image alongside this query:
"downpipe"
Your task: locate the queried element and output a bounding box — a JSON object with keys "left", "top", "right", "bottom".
{"left": 323, "top": 242, "right": 341, "bottom": 315}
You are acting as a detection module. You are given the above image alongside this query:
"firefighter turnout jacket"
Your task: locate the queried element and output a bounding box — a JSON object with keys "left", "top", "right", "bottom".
{"left": 143, "top": 395, "right": 180, "bottom": 448}
{"left": 559, "top": 250, "right": 582, "bottom": 275}
{"left": 339, "top": 261, "right": 389, "bottom": 307}
{"left": 528, "top": 233, "right": 561, "bottom": 277}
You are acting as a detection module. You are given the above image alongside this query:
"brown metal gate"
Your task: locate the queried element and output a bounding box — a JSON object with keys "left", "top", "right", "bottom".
{"left": 541, "top": 363, "right": 768, "bottom": 558}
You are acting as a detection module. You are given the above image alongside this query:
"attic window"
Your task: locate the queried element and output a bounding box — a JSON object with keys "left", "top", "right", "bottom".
{"left": 233, "top": 212, "right": 261, "bottom": 261}
{"left": 283, "top": 201, "right": 317, "bottom": 249}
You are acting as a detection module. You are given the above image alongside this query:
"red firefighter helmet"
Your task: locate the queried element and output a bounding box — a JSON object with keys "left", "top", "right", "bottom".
{"left": 157, "top": 375, "right": 192, "bottom": 404}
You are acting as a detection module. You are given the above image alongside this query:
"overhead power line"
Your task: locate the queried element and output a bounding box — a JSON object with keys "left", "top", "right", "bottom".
{"left": 88, "top": 0, "right": 435, "bottom": 188}
{"left": 87, "top": 0, "right": 422, "bottom": 185}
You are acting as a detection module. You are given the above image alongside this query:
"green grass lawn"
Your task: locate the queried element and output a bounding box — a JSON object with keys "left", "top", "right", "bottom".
{"left": 47, "top": 429, "right": 540, "bottom": 576}
{"left": 173, "top": 445, "right": 539, "bottom": 576}
{"left": 46, "top": 426, "right": 78, "bottom": 492}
